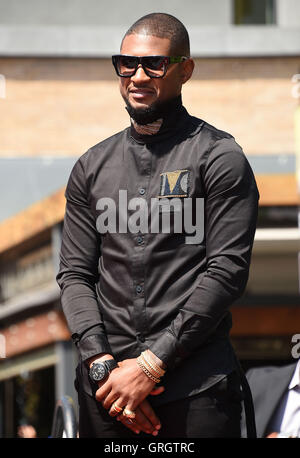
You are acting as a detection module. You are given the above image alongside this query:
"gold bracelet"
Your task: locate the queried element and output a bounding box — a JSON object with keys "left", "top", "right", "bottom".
{"left": 140, "top": 353, "right": 163, "bottom": 379}
{"left": 142, "top": 351, "right": 166, "bottom": 377}
{"left": 137, "top": 358, "right": 160, "bottom": 383}
{"left": 139, "top": 354, "right": 161, "bottom": 379}
{"left": 137, "top": 357, "right": 160, "bottom": 384}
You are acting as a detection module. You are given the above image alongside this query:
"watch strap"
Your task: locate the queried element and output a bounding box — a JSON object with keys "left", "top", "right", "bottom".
{"left": 104, "top": 359, "right": 118, "bottom": 373}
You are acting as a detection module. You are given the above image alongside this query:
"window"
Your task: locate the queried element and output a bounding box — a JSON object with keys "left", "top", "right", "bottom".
{"left": 257, "top": 206, "right": 299, "bottom": 228}
{"left": 0, "top": 366, "right": 55, "bottom": 438}
{"left": 234, "top": 0, "right": 276, "bottom": 25}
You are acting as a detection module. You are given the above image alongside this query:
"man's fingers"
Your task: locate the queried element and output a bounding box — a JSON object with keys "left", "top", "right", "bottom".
{"left": 139, "top": 400, "right": 161, "bottom": 431}
{"left": 116, "top": 415, "right": 141, "bottom": 435}
{"left": 150, "top": 385, "right": 165, "bottom": 396}
{"left": 120, "top": 398, "right": 161, "bottom": 433}
{"left": 134, "top": 405, "right": 159, "bottom": 435}
{"left": 118, "top": 407, "right": 158, "bottom": 436}
{"left": 95, "top": 384, "right": 111, "bottom": 402}
{"left": 102, "top": 391, "right": 122, "bottom": 410}
{"left": 123, "top": 399, "right": 139, "bottom": 413}
{"left": 108, "top": 399, "right": 126, "bottom": 417}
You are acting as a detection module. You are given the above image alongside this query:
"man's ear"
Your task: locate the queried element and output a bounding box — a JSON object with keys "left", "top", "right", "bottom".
{"left": 181, "top": 58, "right": 195, "bottom": 84}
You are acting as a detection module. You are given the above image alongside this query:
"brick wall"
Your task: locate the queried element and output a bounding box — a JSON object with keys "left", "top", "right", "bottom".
{"left": 0, "top": 56, "right": 298, "bottom": 157}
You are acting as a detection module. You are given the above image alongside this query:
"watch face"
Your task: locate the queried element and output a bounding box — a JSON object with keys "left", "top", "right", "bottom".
{"left": 91, "top": 363, "right": 107, "bottom": 381}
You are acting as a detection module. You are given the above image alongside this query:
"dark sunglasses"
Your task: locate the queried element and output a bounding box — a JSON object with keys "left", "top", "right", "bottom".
{"left": 112, "top": 54, "right": 188, "bottom": 78}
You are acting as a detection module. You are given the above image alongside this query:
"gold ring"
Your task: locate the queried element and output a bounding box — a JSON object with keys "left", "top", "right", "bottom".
{"left": 123, "top": 408, "right": 136, "bottom": 419}
{"left": 112, "top": 402, "right": 123, "bottom": 413}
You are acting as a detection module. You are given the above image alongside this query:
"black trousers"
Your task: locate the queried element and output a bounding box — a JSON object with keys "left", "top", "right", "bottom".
{"left": 76, "top": 371, "right": 243, "bottom": 438}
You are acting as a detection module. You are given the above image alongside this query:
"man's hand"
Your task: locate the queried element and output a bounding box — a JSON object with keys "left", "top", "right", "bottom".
{"left": 92, "top": 352, "right": 165, "bottom": 435}
{"left": 95, "top": 358, "right": 162, "bottom": 412}
{"left": 266, "top": 432, "right": 295, "bottom": 438}
{"left": 18, "top": 425, "right": 37, "bottom": 438}
{"left": 116, "top": 399, "right": 162, "bottom": 436}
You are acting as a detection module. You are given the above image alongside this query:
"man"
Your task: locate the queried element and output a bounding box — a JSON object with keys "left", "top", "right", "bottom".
{"left": 242, "top": 360, "right": 300, "bottom": 438}
{"left": 56, "top": 13, "right": 259, "bottom": 438}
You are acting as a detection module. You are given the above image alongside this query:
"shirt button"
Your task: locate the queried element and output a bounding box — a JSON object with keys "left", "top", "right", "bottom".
{"left": 137, "top": 236, "right": 143, "bottom": 245}
{"left": 136, "top": 285, "right": 142, "bottom": 294}
{"left": 139, "top": 188, "right": 146, "bottom": 195}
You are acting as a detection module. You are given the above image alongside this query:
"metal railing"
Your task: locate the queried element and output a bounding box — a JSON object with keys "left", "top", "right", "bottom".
{"left": 51, "top": 395, "right": 78, "bottom": 438}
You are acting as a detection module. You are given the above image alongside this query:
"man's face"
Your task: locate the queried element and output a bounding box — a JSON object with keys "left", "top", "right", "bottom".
{"left": 119, "top": 34, "right": 192, "bottom": 115}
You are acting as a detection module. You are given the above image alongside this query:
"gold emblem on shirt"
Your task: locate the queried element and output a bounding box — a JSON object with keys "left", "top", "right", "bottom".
{"left": 158, "top": 169, "right": 190, "bottom": 198}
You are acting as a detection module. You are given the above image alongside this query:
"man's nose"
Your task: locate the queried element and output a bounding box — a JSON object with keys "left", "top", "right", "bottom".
{"left": 131, "top": 64, "right": 151, "bottom": 82}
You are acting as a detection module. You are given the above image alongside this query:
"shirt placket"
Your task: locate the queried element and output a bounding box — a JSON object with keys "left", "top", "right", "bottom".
{"left": 130, "top": 143, "right": 152, "bottom": 348}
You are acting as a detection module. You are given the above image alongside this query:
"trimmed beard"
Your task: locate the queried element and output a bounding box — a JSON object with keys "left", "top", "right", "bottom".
{"left": 125, "top": 96, "right": 177, "bottom": 125}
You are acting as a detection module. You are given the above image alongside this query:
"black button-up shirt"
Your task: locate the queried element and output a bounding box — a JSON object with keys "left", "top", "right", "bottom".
{"left": 56, "top": 97, "right": 259, "bottom": 404}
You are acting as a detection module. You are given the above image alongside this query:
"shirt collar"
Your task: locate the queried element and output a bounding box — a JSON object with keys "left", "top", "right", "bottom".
{"left": 288, "top": 359, "right": 300, "bottom": 390}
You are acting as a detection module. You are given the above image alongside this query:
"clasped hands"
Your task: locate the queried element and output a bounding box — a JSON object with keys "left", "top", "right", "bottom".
{"left": 94, "top": 357, "right": 165, "bottom": 435}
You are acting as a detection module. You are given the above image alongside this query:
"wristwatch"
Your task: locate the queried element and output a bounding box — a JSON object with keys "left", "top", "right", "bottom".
{"left": 89, "top": 359, "right": 118, "bottom": 382}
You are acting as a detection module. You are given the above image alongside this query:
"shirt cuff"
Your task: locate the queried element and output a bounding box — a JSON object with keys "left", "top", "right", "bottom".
{"left": 75, "top": 333, "right": 113, "bottom": 362}
{"left": 149, "top": 331, "right": 187, "bottom": 370}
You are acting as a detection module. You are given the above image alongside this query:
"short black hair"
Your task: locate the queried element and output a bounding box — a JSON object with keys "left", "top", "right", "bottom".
{"left": 121, "top": 13, "right": 190, "bottom": 57}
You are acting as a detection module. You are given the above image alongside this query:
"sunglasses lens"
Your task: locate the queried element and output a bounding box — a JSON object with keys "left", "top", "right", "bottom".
{"left": 143, "top": 57, "right": 167, "bottom": 77}
{"left": 113, "top": 56, "right": 169, "bottom": 78}
{"left": 116, "top": 56, "right": 137, "bottom": 76}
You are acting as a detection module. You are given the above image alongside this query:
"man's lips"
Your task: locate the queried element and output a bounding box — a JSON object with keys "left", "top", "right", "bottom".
{"left": 129, "top": 88, "right": 155, "bottom": 99}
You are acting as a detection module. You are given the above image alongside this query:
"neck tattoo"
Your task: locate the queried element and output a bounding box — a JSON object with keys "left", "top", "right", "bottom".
{"left": 131, "top": 118, "right": 163, "bottom": 135}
